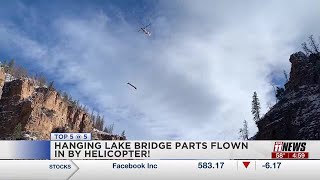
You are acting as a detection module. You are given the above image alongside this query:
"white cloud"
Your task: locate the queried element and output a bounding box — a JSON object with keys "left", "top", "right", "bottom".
{"left": 0, "top": 0, "right": 320, "bottom": 140}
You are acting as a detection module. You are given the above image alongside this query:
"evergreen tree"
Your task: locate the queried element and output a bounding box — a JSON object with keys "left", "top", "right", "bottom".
{"left": 62, "top": 92, "right": 69, "bottom": 101}
{"left": 103, "top": 126, "right": 108, "bottom": 133}
{"left": 2, "top": 60, "right": 9, "bottom": 73}
{"left": 239, "top": 120, "right": 249, "bottom": 140}
{"left": 13, "top": 123, "right": 22, "bottom": 140}
{"left": 283, "top": 70, "right": 289, "bottom": 82}
{"left": 13, "top": 65, "right": 28, "bottom": 78}
{"left": 91, "top": 113, "right": 96, "bottom": 129}
{"left": 48, "top": 81, "right": 55, "bottom": 91}
{"left": 96, "top": 115, "right": 100, "bottom": 130}
{"left": 100, "top": 116, "right": 105, "bottom": 131}
{"left": 103, "top": 123, "right": 114, "bottom": 134}
{"left": 94, "top": 114, "right": 104, "bottom": 131}
{"left": 301, "top": 35, "right": 320, "bottom": 56}
{"left": 8, "top": 59, "right": 15, "bottom": 69}
{"left": 2, "top": 60, "right": 7, "bottom": 67}
{"left": 271, "top": 84, "right": 278, "bottom": 103}
{"left": 36, "top": 73, "right": 47, "bottom": 87}
{"left": 276, "top": 87, "right": 285, "bottom": 101}
{"left": 121, "top": 130, "right": 126, "bottom": 137}
{"left": 251, "top": 91, "right": 261, "bottom": 122}
{"left": 6, "top": 59, "right": 15, "bottom": 74}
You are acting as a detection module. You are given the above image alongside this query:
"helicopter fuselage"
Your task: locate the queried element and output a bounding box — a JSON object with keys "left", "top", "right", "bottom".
{"left": 141, "top": 28, "right": 151, "bottom": 36}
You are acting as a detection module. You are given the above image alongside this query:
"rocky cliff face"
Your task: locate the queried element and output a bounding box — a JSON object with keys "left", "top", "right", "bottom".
{"left": 0, "top": 68, "right": 125, "bottom": 140}
{"left": 255, "top": 52, "right": 320, "bottom": 140}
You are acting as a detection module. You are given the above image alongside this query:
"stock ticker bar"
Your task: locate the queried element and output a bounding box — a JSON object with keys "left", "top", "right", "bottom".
{"left": 0, "top": 159, "right": 320, "bottom": 179}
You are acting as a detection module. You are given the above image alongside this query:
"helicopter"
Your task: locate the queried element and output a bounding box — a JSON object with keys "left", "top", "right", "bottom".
{"left": 138, "top": 23, "right": 152, "bottom": 36}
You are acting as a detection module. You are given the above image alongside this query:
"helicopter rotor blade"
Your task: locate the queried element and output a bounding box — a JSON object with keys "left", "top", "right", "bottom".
{"left": 144, "top": 23, "right": 151, "bottom": 28}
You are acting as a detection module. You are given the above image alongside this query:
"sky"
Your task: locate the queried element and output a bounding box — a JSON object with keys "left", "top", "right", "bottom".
{"left": 0, "top": 0, "right": 320, "bottom": 140}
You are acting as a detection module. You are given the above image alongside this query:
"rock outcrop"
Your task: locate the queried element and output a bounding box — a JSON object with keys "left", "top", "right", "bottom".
{"left": 255, "top": 52, "right": 320, "bottom": 140}
{"left": 92, "top": 128, "right": 126, "bottom": 140}
{"left": 0, "top": 69, "right": 5, "bottom": 96}
{"left": 0, "top": 68, "right": 125, "bottom": 140}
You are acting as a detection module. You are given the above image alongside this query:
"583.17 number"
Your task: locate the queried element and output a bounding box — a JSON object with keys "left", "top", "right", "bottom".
{"left": 198, "top": 162, "right": 224, "bottom": 169}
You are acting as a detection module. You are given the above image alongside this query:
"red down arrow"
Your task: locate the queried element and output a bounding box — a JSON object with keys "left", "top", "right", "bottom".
{"left": 242, "top": 161, "right": 250, "bottom": 168}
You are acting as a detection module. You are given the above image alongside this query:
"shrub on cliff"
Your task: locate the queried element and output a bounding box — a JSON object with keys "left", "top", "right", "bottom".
{"left": 13, "top": 123, "right": 22, "bottom": 140}
{"left": 302, "top": 35, "right": 319, "bottom": 57}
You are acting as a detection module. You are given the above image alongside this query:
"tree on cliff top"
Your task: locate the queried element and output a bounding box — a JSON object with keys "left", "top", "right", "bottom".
{"left": 283, "top": 70, "right": 289, "bottom": 82}
{"left": 239, "top": 120, "right": 249, "bottom": 140}
{"left": 251, "top": 91, "right": 261, "bottom": 123}
{"left": 276, "top": 87, "right": 285, "bottom": 101}
{"left": 92, "top": 114, "right": 104, "bottom": 131}
{"left": 1, "top": 59, "right": 15, "bottom": 74}
{"left": 35, "top": 73, "right": 47, "bottom": 87}
{"left": 13, "top": 65, "right": 28, "bottom": 78}
{"left": 103, "top": 123, "right": 114, "bottom": 134}
{"left": 302, "top": 35, "right": 319, "bottom": 56}
{"left": 121, "top": 130, "right": 126, "bottom": 137}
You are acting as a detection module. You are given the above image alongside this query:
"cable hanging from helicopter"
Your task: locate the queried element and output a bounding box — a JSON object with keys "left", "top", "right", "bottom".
{"left": 127, "top": 82, "right": 137, "bottom": 90}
